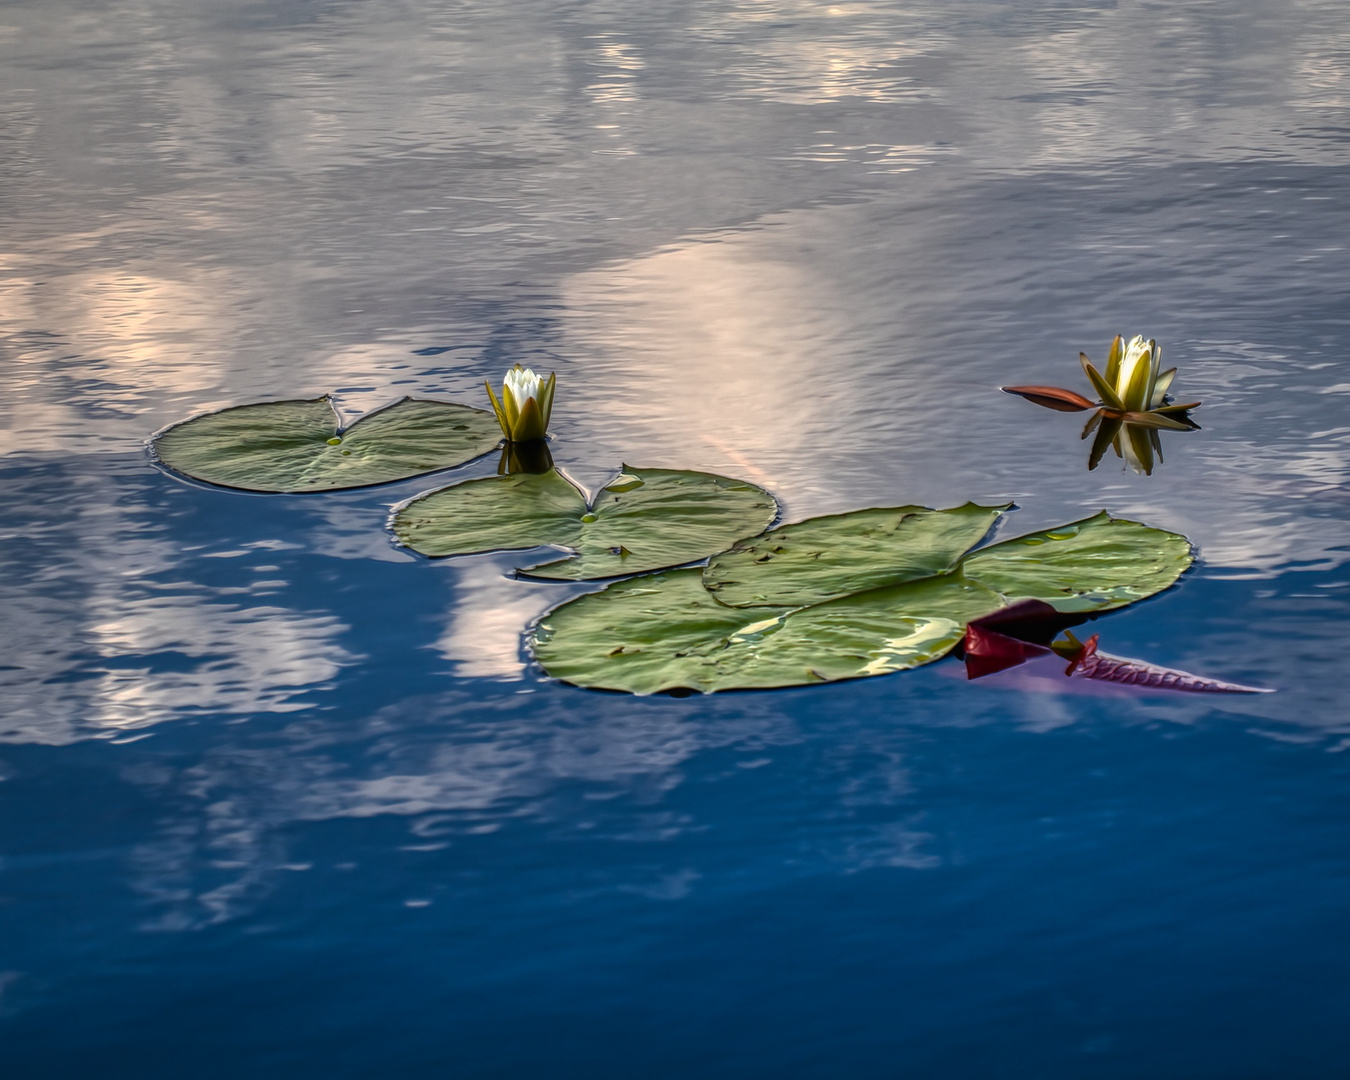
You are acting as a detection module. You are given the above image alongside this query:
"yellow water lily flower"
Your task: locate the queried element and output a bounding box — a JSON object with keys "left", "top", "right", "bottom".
{"left": 486, "top": 364, "right": 556, "bottom": 443}
{"left": 1002, "top": 333, "right": 1203, "bottom": 475}
{"left": 1079, "top": 334, "right": 1196, "bottom": 425}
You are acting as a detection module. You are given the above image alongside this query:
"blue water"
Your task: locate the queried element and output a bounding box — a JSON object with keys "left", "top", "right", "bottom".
{"left": 3, "top": 0, "right": 1350, "bottom": 1074}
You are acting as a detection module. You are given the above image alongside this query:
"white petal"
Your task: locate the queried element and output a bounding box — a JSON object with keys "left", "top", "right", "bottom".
{"left": 503, "top": 366, "right": 542, "bottom": 404}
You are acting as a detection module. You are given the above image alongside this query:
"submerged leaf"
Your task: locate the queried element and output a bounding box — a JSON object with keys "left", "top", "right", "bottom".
{"left": 1063, "top": 635, "right": 1273, "bottom": 694}
{"left": 153, "top": 397, "right": 502, "bottom": 493}
{"left": 704, "top": 502, "right": 1007, "bottom": 608}
{"left": 532, "top": 568, "right": 1005, "bottom": 694}
{"left": 392, "top": 467, "right": 777, "bottom": 581}
{"left": 960, "top": 512, "right": 1193, "bottom": 613}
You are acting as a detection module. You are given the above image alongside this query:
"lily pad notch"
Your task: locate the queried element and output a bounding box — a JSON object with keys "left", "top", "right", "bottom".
{"left": 391, "top": 465, "right": 780, "bottom": 581}
{"left": 151, "top": 395, "right": 504, "bottom": 492}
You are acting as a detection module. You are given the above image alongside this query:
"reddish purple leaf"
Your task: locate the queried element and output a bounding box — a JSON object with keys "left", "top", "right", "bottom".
{"left": 1001, "top": 385, "right": 1097, "bottom": 412}
{"left": 968, "top": 598, "right": 1085, "bottom": 646}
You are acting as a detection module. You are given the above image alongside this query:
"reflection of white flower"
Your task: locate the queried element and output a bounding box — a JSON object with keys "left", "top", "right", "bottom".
{"left": 486, "top": 364, "right": 556, "bottom": 442}
{"left": 1119, "top": 422, "right": 1153, "bottom": 475}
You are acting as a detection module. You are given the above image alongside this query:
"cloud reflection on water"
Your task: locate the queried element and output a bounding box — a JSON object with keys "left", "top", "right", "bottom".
{"left": 0, "top": 469, "right": 363, "bottom": 746}
{"left": 1, "top": 0, "right": 1349, "bottom": 950}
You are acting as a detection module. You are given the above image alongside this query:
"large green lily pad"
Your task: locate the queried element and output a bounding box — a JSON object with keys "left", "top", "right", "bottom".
{"left": 532, "top": 568, "right": 1006, "bottom": 694}
{"left": 703, "top": 502, "right": 1008, "bottom": 607}
{"left": 152, "top": 396, "right": 502, "bottom": 492}
{"left": 392, "top": 467, "right": 778, "bottom": 581}
{"left": 531, "top": 509, "right": 1194, "bottom": 694}
{"left": 961, "top": 512, "right": 1193, "bottom": 612}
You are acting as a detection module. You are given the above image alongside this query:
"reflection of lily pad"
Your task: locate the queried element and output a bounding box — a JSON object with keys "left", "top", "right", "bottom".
{"left": 152, "top": 397, "right": 502, "bottom": 492}
{"left": 704, "top": 502, "right": 1007, "bottom": 607}
{"left": 961, "top": 512, "right": 1193, "bottom": 612}
{"left": 392, "top": 467, "right": 778, "bottom": 581}
{"left": 532, "top": 568, "right": 1004, "bottom": 694}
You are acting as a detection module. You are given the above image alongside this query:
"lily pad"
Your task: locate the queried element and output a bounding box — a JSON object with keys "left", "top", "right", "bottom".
{"left": 531, "top": 509, "right": 1194, "bottom": 694}
{"left": 703, "top": 502, "right": 1008, "bottom": 608}
{"left": 392, "top": 467, "right": 778, "bottom": 581}
{"left": 960, "top": 512, "right": 1193, "bottom": 612}
{"left": 152, "top": 396, "right": 502, "bottom": 492}
{"left": 532, "top": 568, "right": 1006, "bottom": 694}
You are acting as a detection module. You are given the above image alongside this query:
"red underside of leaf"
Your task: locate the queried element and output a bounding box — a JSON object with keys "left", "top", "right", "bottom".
{"left": 963, "top": 624, "right": 1053, "bottom": 679}
{"left": 968, "top": 598, "right": 1087, "bottom": 646}
{"left": 1001, "top": 385, "right": 1097, "bottom": 412}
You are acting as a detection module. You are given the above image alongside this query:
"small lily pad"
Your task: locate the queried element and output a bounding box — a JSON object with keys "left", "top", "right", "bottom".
{"left": 152, "top": 396, "right": 502, "bottom": 492}
{"left": 703, "top": 502, "right": 1008, "bottom": 608}
{"left": 960, "top": 512, "right": 1193, "bottom": 612}
{"left": 392, "top": 467, "right": 778, "bottom": 581}
{"left": 532, "top": 568, "right": 1005, "bottom": 694}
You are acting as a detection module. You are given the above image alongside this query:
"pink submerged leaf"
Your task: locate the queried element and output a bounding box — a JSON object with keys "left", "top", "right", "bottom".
{"left": 962, "top": 606, "right": 1275, "bottom": 694}
{"left": 1063, "top": 635, "right": 1273, "bottom": 695}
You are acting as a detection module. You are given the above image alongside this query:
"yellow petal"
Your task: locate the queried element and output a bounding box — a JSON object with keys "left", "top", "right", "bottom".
{"left": 1123, "top": 409, "right": 1192, "bottom": 431}
{"left": 502, "top": 384, "right": 521, "bottom": 431}
{"left": 537, "top": 371, "right": 556, "bottom": 429}
{"left": 1150, "top": 367, "right": 1176, "bottom": 408}
{"left": 1081, "top": 353, "right": 1126, "bottom": 411}
{"left": 485, "top": 380, "right": 510, "bottom": 438}
{"left": 1142, "top": 339, "right": 1159, "bottom": 413}
{"left": 512, "top": 396, "right": 547, "bottom": 442}
{"left": 1104, "top": 334, "right": 1123, "bottom": 386}
{"left": 1120, "top": 347, "right": 1153, "bottom": 412}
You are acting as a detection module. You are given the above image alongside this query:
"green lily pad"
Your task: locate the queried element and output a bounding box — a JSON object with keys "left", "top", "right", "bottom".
{"left": 703, "top": 502, "right": 1008, "bottom": 607}
{"left": 392, "top": 467, "right": 778, "bottom": 581}
{"left": 531, "top": 509, "right": 1194, "bottom": 694}
{"left": 532, "top": 567, "right": 1006, "bottom": 695}
{"left": 960, "top": 512, "right": 1193, "bottom": 612}
{"left": 152, "top": 396, "right": 502, "bottom": 492}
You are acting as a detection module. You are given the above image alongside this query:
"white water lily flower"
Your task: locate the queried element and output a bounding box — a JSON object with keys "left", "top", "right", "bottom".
{"left": 504, "top": 366, "right": 542, "bottom": 408}
{"left": 486, "top": 364, "right": 556, "bottom": 442}
{"left": 1115, "top": 336, "right": 1152, "bottom": 406}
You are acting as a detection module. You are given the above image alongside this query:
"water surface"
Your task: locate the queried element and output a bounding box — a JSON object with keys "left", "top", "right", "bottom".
{"left": 3, "top": 1, "right": 1350, "bottom": 1075}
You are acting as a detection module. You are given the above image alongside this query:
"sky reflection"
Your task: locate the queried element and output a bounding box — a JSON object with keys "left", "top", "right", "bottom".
{"left": 0, "top": 0, "right": 1347, "bottom": 880}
